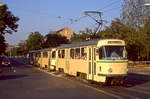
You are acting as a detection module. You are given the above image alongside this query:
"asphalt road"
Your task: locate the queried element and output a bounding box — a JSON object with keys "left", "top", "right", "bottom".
{"left": 0, "top": 58, "right": 150, "bottom": 99}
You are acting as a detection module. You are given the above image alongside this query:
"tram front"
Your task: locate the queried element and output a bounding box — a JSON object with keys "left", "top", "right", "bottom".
{"left": 96, "top": 39, "right": 128, "bottom": 85}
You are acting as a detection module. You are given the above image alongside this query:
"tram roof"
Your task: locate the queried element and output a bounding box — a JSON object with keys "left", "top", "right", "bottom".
{"left": 29, "top": 47, "right": 54, "bottom": 53}
{"left": 57, "top": 39, "right": 100, "bottom": 49}
{"left": 29, "top": 39, "right": 123, "bottom": 52}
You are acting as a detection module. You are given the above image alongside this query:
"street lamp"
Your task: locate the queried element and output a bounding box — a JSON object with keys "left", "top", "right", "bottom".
{"left": 144, "top": 3, "right": 150, "bottom": 6}
{"left": 0, "top": 2, "right": 5, "bottom": 7}
{"left": 144, "top": 0, "right": 150, "bottom": 6}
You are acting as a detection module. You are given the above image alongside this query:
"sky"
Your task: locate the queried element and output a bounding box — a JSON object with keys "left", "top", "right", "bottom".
{"left": 1, "top": 0, "right": 122, "bottom": 45}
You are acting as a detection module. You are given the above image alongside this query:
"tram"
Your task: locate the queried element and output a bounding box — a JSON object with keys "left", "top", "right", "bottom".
{"left": 29, "top": 39, "right": 128, "bottom": 84}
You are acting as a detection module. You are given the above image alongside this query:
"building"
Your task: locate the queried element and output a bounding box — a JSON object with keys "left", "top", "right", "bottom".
{"left": 55, "top": 27, "right": 74, "bottom": 40}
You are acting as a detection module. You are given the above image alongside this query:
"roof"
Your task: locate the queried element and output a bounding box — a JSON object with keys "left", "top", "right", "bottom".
{"left": 57, "top": 39, "right": 100, "bottom": 49}
{"left": 29, "top": 47, "right": 54, "bottom": 53}
{"left": 29, "top": 39, "right": 101, "bottom": 53}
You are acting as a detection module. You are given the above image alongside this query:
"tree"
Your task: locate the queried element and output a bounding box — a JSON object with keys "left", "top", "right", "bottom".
{"left": 0, "top": 34, "right": 6, "bottom": 54}
{"left": 139, "top": 17, "right": 150, "bottom": 61}
{"left": 0, "top": 3, "right": 19, "bottom": 55}
{"left": 121, "top": 0, "right": 150, "bottom": 29}
{"left": 0, "top": 3, "right": 19, "bottom": 34}
{"left": 42, "top": 33, "right": 69, "bottom": 48}
{"left": 26, "top": 32, "right": 43, "bottom": 51}
{"left": 99, "top": 18, "right": 140, "bottom": 60}
{"left": 70, "top": 28, "right": 100, "bottom": 43}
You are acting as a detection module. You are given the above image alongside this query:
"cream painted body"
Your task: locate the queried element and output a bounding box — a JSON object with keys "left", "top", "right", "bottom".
{"left": 31, "top": 39, "right": 128, "bottom": 83}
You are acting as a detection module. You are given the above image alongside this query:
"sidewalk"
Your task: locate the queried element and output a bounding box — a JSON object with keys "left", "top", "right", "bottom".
{"left": 128, "top": 65, "right": 150, "bottom": 76}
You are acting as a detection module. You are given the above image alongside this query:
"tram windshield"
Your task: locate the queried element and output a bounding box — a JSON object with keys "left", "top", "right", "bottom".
{"left": 99, "top": 46, "right": 127, "bottom": 60}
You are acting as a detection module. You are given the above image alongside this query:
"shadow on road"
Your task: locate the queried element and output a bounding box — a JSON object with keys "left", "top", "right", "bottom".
{"left": 124, "top": 73, "right": 150, "bottom": 87}
{"left": 0, "top": 74, "right": 28, "bottom": 80}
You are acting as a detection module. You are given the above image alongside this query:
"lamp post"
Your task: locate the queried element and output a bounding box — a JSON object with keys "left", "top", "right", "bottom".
{"left": 144, "top": 3, "right": 150, "bottom": 6}
{"left": 0, "top": 2, "right": 5, "bottom": 7}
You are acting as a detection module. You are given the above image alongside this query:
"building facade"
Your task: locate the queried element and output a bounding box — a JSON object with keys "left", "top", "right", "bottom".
{"left": 55, "top": 27, "right": 73, "bottom": 40}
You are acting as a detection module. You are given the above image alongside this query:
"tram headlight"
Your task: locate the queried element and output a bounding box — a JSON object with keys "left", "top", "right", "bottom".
{"left": 108, "top": 68, "right": 113, "bottom": 73}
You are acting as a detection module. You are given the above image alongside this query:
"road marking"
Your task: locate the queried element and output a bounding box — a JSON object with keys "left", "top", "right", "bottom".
{"left": 35, "top": 68, "right": 122, "bottom": 99}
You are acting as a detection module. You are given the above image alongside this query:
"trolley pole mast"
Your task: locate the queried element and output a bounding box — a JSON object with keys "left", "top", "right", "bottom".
{"left": 84, "top": 11, "right": 104, "bottom": 39}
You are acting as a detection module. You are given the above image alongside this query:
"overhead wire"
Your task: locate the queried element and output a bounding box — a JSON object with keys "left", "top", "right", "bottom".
{"left": 65, "top": 0, "right": 121, "bottom": 28}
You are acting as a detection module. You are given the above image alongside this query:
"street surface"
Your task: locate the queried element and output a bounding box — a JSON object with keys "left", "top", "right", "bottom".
{"left": 0, "top": 58, "right": 150, "bottom": 99}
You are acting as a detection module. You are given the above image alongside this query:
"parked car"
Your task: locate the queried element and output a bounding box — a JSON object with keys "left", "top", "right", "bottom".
{"left": 1, "top": 58, "right": 11, "bottom": 67}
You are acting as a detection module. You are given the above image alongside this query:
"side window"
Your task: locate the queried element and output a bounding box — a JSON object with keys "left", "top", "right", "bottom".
{"left": 43, "top": 52, "right": 48, "bottom": 58}
{"left": 62, "top": 50, "right": 65, "bottom": 58}
{"left": 94, "top": 48, "right": 96, "bottom": 60}
{"left": 52, "top": 51, "right": 56, "bottom": 59}
{"left": 99, "top": 48, "right": 104, "bottom": 59}
{"left": 38, "top": 53, "right": 41, "bottom": 57}
{"left": 75, "top": 48, "right": 80, "bottom": 59}
{"left": 70, "top": 49, "right": 74, "bottom": 59}
{"left": 58, "top": 50, "right": 61, "bottom": 58}
{"left": 81, "top": 48, "right": 87, "bottom": 60}
{"left": 89, "top": 48, "right": 91, "bottom": 60}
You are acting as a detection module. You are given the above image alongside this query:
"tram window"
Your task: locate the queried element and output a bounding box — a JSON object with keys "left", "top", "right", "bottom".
{"left": 70, "top": 49, "right": 74, "bottom": 59}
{"left": 43, "top": 52, "right": 48, "bottom": 58}
{"left": 38, "top": 53, "right": 41, "bottom": 57}
{"left": 75, "top": 48, "right": 80, "bottom": 59}
{"left": 89, "top": 48, "right": 91, "bottom": 60}
{"left": 94, "top": 48, "right": 96, "bottom": 60}
{"left": 99, "top": 47, "right": 105, "bottom": 59}
{"left": 81, "top": 48, "right": 87, "bottom": 60}
{"left": 99, "top": 48, "right": 103, "bottom": 59}
{"left": 52, "top": 51, "right": 56, "bottom": 59}
{"left": 62, "top": 50, "right": 65, "bottom": 58}
{"left": 89, "top": 62, "right": 91, "bottom": 74}
{"left": 94, "top": 63, "right": 96, "bottom": 75}
{"left": 58, "top": 50, "right": 61, "bottom": 58}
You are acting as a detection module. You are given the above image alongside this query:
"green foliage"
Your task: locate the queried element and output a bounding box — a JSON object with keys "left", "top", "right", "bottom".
{"left": 98, "top": 18, "right": 150, "bottom": 61}
{"left": 121, "top": 0, "right": 150, "bottom": 29}
{"left": 70, "top": 28, "right": 100, "bottom": 43}
{"left": 26, "top": 32, "right": 43, "bottom": 51}
{"left": 139, "top": 17, "right": 150, "bottom": 60}
{"left": 0, "top": 4, "right": 19, "bottom": 55}
{"left": 100, "top": 18, "right": 138, "bottom": 44}
{"left": 42, "top": 33, "right": 69, "bottom": 48}
{"left": 0, "top": 4, "right": 19, "bottom": 34}
{"left": 0, "top": 34, "right": 6, "bottom": 54}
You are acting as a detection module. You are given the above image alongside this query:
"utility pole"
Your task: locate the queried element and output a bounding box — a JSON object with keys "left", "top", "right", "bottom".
{"left": 84, "top": 11, "right": 105, "bottom": 38}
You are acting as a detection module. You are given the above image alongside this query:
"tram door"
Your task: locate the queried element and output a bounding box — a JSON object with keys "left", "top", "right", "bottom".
{"left": 88, "top": 47, "right": 96, "bottom": 80}
{"left": 65, "top": 49, "right": 70, "bottom": 74}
